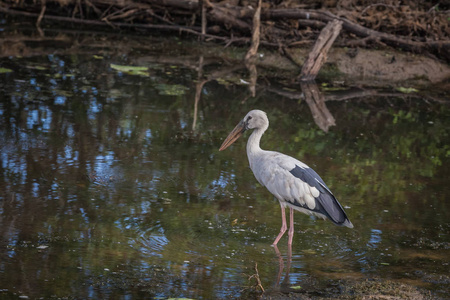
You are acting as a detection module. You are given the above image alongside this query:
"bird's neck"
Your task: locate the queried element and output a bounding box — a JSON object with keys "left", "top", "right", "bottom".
{"left": 247, "top": 127, "right": 266, "bottom": 158}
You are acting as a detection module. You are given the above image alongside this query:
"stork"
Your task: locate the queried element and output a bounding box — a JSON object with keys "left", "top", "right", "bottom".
{"left": 219, "top": 110, "right": 353, "bottom": 245}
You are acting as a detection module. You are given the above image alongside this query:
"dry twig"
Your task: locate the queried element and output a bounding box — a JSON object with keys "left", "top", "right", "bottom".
{"left": 247, "top": 262, "right": 265, "bottom": 293}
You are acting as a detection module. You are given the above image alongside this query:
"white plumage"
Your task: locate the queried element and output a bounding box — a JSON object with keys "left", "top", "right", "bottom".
{"left": 220, "top": 109, "right": 353, "bottom": 245}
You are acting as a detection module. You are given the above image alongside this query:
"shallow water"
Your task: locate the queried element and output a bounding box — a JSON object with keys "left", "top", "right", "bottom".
{"left": 0, "top": 34, "right": 449, "bottom": 299}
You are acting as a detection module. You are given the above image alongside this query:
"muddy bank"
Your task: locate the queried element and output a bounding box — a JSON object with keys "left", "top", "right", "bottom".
{"left": 1, "top": 26, "right": 449, "bottom": 89}
{"left": 257, "top": 47, "right": 450, "bottom": 86}
{"left": 260, "top": 279, "right": 437, "bottom": 299}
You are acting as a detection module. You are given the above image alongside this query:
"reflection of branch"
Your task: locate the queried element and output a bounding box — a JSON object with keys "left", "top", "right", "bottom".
{"left": 192, "top": 80, "right": 206, "bottom": 131}
{"left": 206, "top": 65, "right": 246, "bottom": 81}
{"left": 322, "top": 87, "right": 377, "bottom": 101}
{"left": 267, "top": 85, "right": 448, "bottom": 104}
{"left": 192, "top": 56, "right": 205, "bottom": 131}
{"left": 325, "top": 90, "right": 450, "bottom": 104}
{"left": 191, "top": 60, "right": 246, "bottom": 130}
{"left": 136, "top": 55, "right": 216, "bottom": 70}
{"left": 266, "top": 85, "right": 360, "bottom": 131}
{"left": 245, "top": 61, "right": 257, "bottom": 98}
{"left": 301, "top": 82, "right": 336, "bottom": 132}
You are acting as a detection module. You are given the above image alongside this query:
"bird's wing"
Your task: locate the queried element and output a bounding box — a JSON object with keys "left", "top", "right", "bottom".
{"left": 252, "top": 151, "right": 353, "bottom": 228}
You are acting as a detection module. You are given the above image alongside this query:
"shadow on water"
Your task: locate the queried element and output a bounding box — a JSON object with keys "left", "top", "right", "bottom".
{"left": 0, "top": 29, "right": 449, "bottom": 299}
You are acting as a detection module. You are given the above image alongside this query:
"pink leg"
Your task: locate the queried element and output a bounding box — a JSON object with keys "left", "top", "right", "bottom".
{"left": 272, "top": 205, "right": 287, "bottom": 245}
{"left": 288, "top": 208, "right": 294, "bottom": 245}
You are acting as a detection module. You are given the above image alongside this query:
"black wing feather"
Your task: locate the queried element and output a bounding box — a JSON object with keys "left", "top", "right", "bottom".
{"left": 289, "top": 165, "right": 353, "bottom": 228}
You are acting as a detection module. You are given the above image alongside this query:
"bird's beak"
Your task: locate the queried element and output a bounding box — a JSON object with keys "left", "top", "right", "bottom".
{"left": 219, "top": 120, "right": 246, "bottom": 151}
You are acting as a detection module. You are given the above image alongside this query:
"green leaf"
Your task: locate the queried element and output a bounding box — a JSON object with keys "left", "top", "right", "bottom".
{"left": 301, "top": 249, "right": 316, "bottom": 254}
{"left": 0, "top": 67, "right": 13, "bottom": 73}
{"left": 395, "top": 87, "right": 419, "bottom": 94}
{"left": 110, "top": 64, "right": 148, "bottom": 72}
{"left": 110, "top": 64, "right": 149, "bottom": 76}
{"left": 25, "top": 65, "right": 47, "bottom": 70}
{"left": 290, "top": 285, "right": 302, "bottom": 290}
{"left": 380, "top": 262, "right": 390, "bottom": 266}
{"left": 154, "top": 83, "right": 189, "bottom": 96}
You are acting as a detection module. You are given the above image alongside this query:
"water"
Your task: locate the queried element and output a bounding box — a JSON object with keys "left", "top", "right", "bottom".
{"left": 0, "top": 34, "right": 449, "bottom": 299}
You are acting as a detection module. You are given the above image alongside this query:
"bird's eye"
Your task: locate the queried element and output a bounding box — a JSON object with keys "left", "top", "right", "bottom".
{"left": 247, "top": 116, "right": 252, "bottom": 121}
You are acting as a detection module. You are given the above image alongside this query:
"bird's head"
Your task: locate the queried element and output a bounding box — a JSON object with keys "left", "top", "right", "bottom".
{"left": 219, "top": 110, "right": 268, "bottom": 151}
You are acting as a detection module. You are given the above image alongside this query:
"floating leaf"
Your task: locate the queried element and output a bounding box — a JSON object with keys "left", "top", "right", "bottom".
{"left": 93, "top": 55, "right": 104, "bottom": 59}
{"left": 290, "top": 285, "right": 302, "bottom": 290}
{"left": 154, "top": 83, "right": 188, "bottom": 96}
{"left": 110, "top": 64, "right": 149, "bottom": 76}
{"left": 110, "top": 64, "right": 148, "bottom": 72}
{"left": 25, "top": 65, "right": 47, "bottom": 70}
{"left": 301, "top": 249, "right": 316, "bottom": 254}
{"left": 380, "top": 262, "right": 390, "bottom": 266}
{"left": 396, "top": 87, "right": 419, "bottom": 94}
{"left": 0, "top": 67, "right": 13, "bottom": 73}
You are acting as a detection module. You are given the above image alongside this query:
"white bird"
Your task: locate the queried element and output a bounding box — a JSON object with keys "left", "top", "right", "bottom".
{"left": 219, "top": 110, "right": 353, "bottom": 245}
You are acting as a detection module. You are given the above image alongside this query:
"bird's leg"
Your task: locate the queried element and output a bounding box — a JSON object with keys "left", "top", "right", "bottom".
{"left": 272, "top": 205, "right": 287, "bottom": 245}
{"left": 288, "top": 208, "right": 294, "bottom": 245}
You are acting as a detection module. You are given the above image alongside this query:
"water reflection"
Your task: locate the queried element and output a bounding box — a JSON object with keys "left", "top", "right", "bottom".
{"left": 0, "top": 47, "right": 449, "bottom": 299}
{"left": 274, "top": 244, "right": 293, "bottom": 290}
{"left": 300, "top": 82, "right": 335, "bottom": 132}
{"left": 368, "top": 228, "right": 382, "bottom": 249}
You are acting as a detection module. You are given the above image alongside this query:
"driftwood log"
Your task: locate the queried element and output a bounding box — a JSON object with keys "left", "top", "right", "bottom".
{"left": 300, "top": 19, "right": 343, "bottom": 81}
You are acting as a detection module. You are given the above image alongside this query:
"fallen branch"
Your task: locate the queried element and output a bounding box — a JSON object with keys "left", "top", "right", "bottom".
{"left": 264, "top": 8, "right": 449, "bottom": 61}
{"left": 1, "top": 0, "right": 449, "bottom": 61}
{"left": 0, "top": 6, "right": 226, "bottom": 41}
{"left": 36, "top": 0, "right": 46, "bottom": 36}
{"left": 199, "top": 0, "right": 206, "bottom": 41}
{"left": 245, "top": 0, "right": 262, "bottom": 62}
{"left": 248, "top": 262, "right": 265, "bottom": 293}
{"left": 300, "top": 19, "right": 343, "bottom": 81}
